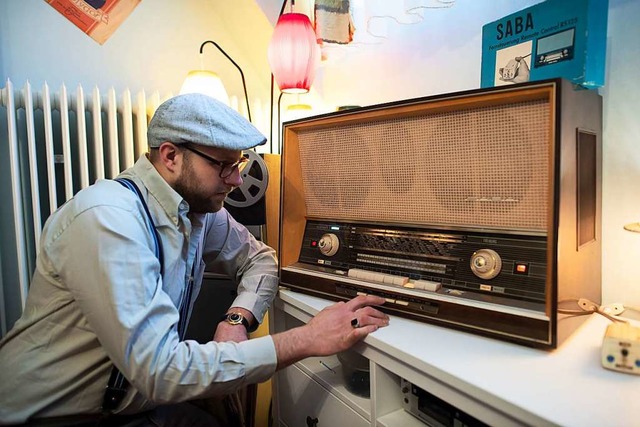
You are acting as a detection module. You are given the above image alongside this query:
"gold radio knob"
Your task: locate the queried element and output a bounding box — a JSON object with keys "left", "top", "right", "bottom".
{"left": 470, "top": 249, "right": 502, "bottom": 280}
{"left": 318, "top": 233, "right": 340, "bottom": 257}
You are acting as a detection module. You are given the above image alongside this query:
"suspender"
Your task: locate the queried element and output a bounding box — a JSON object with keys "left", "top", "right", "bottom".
{"left": 102, "top": 178, "right": 163, "bottom": 412}
{"left": 115, "top": 178, "right": 163, "bottom": 264}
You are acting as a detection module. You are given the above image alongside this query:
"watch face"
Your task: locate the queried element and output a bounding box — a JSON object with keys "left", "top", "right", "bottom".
{"left": 224, "top": 312, "right": 251, "bottom": 330}
{"left": 226, "top": 313, "right": 246, "bottom": 327}
{"left": 228, "top": 313, "right": 243, "bottom": 324}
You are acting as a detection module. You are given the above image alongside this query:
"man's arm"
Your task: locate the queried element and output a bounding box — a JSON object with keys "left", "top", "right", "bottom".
{"left": 214, "top": 296, "right": 389, "bottom": 362}
{"left": 272, "top": 295, "right": 388, "bottom": 370}
{"left": 203, "top": 209, "right": 278, "bottom": 331}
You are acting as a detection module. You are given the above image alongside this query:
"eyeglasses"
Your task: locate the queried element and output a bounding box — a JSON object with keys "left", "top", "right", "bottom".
{"left": 181, "top": 144, "right": 249, "bottom": 178}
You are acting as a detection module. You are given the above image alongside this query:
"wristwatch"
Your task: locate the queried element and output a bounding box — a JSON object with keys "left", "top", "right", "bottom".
{"left": 221, "top": 312, "right": 257, "bottom": 332}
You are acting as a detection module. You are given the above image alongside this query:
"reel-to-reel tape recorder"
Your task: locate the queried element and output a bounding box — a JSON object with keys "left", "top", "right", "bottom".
{"left": 225, "top": 149, "right": 269, "bottom": 229}
{"left": 278, "top": 79, "right": 602, "bottom": 349}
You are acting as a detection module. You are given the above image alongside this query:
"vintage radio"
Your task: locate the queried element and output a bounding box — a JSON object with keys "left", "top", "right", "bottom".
{"left": 278, "top": 79, "right": 602, "bottom": 349}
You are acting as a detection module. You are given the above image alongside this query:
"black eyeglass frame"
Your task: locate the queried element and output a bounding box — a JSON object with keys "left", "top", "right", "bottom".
{"left": 181, "top": 144, "right": 249, "bottom": 178}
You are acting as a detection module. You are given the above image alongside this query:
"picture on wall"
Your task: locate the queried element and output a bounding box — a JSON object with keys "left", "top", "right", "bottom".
{"left": 480, "top": 0, "right": 608, "bottom": 89}
{"left": 45, "top": 0, "right": 141, "bottom": 45}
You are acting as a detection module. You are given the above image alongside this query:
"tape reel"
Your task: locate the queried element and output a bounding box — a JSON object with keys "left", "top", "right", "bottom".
{"left": 225, "top": 150, "right": 269, "bottom": 208}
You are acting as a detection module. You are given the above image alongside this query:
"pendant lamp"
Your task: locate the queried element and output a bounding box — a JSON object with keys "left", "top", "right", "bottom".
{"left": 268, "top": 12, "right": 319, "bottom": 93}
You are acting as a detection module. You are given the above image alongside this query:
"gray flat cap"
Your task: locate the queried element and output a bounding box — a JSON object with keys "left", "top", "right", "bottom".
{"left": 147, "top": 93, "right": 266, "bottom": 150}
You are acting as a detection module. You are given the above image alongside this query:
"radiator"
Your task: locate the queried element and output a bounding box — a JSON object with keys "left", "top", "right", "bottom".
{"left": 0, "top": 79, "right": 169, "bottom": 335}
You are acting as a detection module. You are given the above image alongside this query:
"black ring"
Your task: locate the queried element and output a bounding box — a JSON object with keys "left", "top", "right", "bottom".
{"left": 351, "top": 318, "right": 360, "bottom": 328}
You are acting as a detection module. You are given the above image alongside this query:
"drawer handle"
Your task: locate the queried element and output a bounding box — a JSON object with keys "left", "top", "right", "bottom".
{"left": 306, "top": 415, "right": 319, "bottom": 426}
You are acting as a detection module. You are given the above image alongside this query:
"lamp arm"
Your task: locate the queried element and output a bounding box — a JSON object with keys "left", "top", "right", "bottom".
{"left": 199, "top": 40, "right": 252, "bottom": 123}
{"left": 270, "top": 75, "right": 275, "bottom": 153}
{"left": 277, "top": 92, "right": 284, "bottom": 153}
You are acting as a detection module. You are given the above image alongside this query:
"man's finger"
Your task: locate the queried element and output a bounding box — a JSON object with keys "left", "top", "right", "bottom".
{"left": 346, "top": 294, "right": 386, "bottom": 310}
{"left": 356, "top": 306, "right": 388, "bottom": 319}
{"left": 352, "top": 324, "right": 379, "bottom": 338}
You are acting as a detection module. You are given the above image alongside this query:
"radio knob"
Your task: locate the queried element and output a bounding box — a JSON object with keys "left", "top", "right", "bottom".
{"left": 470, "top": 249, "right": 502, "bottom": 280}
{"left": 318, "top": 233, "right": 340, "bottom": 257}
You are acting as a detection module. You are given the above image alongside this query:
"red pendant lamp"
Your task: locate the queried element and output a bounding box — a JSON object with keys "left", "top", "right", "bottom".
{"left": 268, "top": 11, "right": 319, "bottom": 93}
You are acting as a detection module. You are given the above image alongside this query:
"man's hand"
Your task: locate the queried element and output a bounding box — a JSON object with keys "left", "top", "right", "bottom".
{"left": 213, "top": 307, "right": 256, "bottom": 343}
{"left": 305, "top": 295, "right": 389, "bottom": 355}
{"left": 272, "top": 295, "right": 389, "bottom": 369}
{"left": 499, "top": 56, "right": 530, "bottom": 83}
{"left": 512, "top": 57, "right": 530, "bottom": 83}
{"left": 213, "top": 321, "right": 249, "bottom": 343}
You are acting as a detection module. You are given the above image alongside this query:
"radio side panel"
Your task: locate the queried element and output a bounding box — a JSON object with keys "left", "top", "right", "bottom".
{"left": 554, "top": 83, "right": 603, "bottom": 344}
{"left": 280, "top": 126, "right": 306, "bottom": 268}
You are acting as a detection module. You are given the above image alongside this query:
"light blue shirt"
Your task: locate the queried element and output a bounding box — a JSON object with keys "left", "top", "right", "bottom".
{"left": 0, "top": 155, "right": 279, "bottom": 422}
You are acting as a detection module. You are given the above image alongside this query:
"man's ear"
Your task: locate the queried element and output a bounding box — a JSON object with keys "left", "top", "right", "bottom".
{"left": 157, "top": 142, "right": 181, "bottom": 173}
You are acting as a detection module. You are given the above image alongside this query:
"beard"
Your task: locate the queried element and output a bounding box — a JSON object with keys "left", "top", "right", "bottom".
{"left": 173, "top": 156, "right": 227, "bottom": 214}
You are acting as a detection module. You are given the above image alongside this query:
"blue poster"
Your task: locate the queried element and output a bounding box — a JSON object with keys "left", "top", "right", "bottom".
{"left": 481, "top": 0, "right": 608, "bottom": 88}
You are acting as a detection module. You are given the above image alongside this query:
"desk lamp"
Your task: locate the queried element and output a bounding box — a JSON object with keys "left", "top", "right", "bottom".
{"left": 181, "top": 40, "right": 252, "bottom": 122}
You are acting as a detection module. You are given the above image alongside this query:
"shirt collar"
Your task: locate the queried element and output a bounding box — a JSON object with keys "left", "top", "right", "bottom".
{"left": 124, "top": 155, "right": 187, "bottom": 227}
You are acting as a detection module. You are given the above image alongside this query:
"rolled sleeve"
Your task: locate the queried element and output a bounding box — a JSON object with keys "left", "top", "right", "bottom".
{"left": 232, "top": 274, "right": 279, "bottom": 324}
{"left": 203, "top": 209, "right": 279, "bottom": 323}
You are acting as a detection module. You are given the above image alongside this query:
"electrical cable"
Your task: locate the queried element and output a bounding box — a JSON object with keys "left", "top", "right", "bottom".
{"left": 558, "top": 298, "right": 629, "bottom": 324}
{"left": 365, "top": 0, "right": 457, "bottom": 40}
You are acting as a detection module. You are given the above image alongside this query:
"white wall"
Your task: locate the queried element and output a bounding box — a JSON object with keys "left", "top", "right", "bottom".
{"left": 316, "top": 0, "right": 530, "bottom": 108}
{"left": 0, "top": 0, "right": 273, "bottom": 128}
{"left": 599, "top": 0, "right": 640, "bottom": 312}
{"left": 1, "top": 0, "right": 639, "bottom": 322}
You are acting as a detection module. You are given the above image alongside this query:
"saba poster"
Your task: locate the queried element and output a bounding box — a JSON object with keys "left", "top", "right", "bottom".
{"left": 480, "top": 0, "right": 608, "bottom": 88}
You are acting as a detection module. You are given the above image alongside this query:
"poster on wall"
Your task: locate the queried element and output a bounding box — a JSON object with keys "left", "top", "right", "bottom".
{"left": 45, "top": 0, "right": 141, "bottom": 45}
{"left": 480, "top": 0, "right": 608, "bottom": 88}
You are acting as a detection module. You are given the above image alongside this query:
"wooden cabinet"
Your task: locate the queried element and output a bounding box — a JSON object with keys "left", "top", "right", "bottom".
{"left": 277, "top": 362, "right": 370, "bottom": 427}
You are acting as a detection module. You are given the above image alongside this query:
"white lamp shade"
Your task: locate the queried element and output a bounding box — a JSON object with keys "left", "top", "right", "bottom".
{"left": 180, "top": 70, "right": 230, "bottom": 105}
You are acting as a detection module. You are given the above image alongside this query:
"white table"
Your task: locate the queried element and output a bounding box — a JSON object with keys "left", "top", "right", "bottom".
{"left": 272, "top": 289, "right": 639, "bottom": 427}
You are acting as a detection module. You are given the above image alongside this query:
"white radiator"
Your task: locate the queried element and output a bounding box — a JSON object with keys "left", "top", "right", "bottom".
{"left": 0, "top": 79, "right": 169, "bottom": 335}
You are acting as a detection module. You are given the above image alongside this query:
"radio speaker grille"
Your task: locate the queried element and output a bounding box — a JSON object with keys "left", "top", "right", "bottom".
{"left": 298, "top": 99, "right": 550, "bottom": 231}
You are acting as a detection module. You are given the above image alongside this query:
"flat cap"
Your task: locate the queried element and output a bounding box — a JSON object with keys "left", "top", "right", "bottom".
{"left": 147, "top": 93, "right": 266, "bottom": 150}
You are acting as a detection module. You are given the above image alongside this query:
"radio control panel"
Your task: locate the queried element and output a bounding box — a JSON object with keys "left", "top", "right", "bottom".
{"left": 298, "top": 220, "right": 547, "bottom": 303}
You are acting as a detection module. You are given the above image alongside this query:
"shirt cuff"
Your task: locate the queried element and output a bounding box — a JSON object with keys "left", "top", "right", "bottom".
{"left": 232, "top": 276, "right": 278, "bottom": 323}
{"left": 238, "top": 335, "right": 278, "bottom": 384}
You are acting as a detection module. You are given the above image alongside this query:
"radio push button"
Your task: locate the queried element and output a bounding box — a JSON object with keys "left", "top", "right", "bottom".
{"left": 348, "top": 268, "right": 370, "bottom": 280}
{"left": 347, "top": 268, "right": 408, "bottom": 286}
{"left": 382, "top": 275, "right": 395, "bottom": 285}
{"left": 405, "top": 279, "right": 441, "bottom": 292}
{"left": 392, "top": 276, "right": 409, "bottom": 286}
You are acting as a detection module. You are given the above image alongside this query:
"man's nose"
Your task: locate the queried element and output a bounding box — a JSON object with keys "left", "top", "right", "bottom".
{"left": 223, "top": 167, "right": 243, "bottom": 186}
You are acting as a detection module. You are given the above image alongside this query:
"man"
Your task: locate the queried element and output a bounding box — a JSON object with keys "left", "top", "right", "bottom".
{"left": 0, "top": 93, "right": 389, "bottom": 425}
